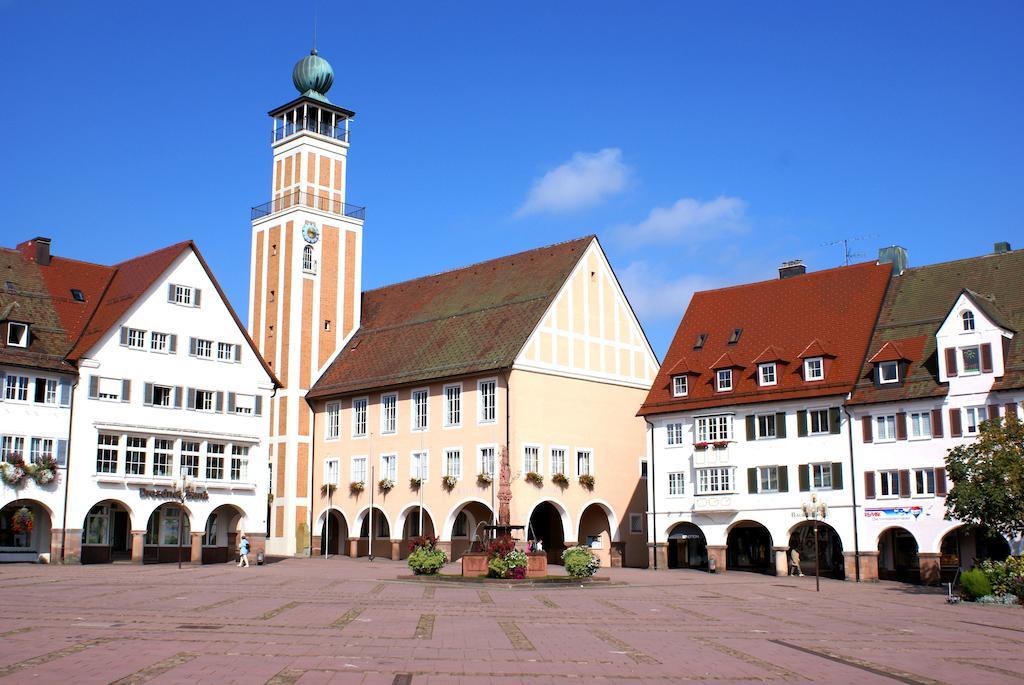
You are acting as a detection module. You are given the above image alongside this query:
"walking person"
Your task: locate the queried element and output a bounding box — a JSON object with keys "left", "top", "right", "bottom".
{"left": 238, "top": 533, "right": 250, "bottom": 568}
{"left": 788, "top": 546, "right": 803, "bottom": 576}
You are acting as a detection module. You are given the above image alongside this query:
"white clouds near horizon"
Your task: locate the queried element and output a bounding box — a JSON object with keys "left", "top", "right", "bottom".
{"left": 618, "top": 195, "right": 748, "bottom": 245}
{"left": 618, "top": 260, "right": 724, "bottom": 323}
{"left": 516, "top": 148, "right": 629, "bottom": 216}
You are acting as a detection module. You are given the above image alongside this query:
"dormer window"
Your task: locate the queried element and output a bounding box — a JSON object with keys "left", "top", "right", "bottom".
{"left": 6, "top": 322, "right": 28, "bottom": 348}
{"left": 716, "top": 369, "right": 733, "bottom": 392}
{"left": 672, "top": 375, "right": 688, "bottom": 397}
{"left": 758, "top": 363, "right": 777, "bottom": 386}
{"left": 70, "top": 289, "right": 85, "bottom": 302}
{"left": 804, "top": 357, "right": 824, "bottom": 381}
{"left": 961, "top": 311, "right": 975, "bottom": 331}
{"left": 728, "top": 328, "right": 742, "bottom": 345}
{"left": 693, "top": 333, "right": 707, "bottom": 350}
{"left": 878, "top": 360, "right": 899, "bottom": 384}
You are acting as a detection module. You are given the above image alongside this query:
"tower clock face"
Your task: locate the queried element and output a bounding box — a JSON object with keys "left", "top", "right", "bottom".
{"left": 302, "top": 221, "right": 320, "bottom": 244}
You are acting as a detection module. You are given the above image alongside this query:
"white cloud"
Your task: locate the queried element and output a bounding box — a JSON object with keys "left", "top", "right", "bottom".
{"left": 618, "top": 261, "right": 724, "bottom": 322}
{"left": 620, "top": 196, "right": 748, "bottom": 245}
{"left": 516, "top": 148, "right": 629, "bottom": 216}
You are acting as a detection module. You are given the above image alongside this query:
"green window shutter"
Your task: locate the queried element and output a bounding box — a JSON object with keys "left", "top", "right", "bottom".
{"left": 831, "top": 462, "right": 843, "bottom": 490}
{"left": 797, "top": 410, "right": 808, "bottom": 437}
{"left": 775, "top": 412, "right": 787, "bottom": 438}
{"left": 143, "top": 382, "right": 153, "bottom": 406}
{"left": 778, "top": 466, "right": 789, "bottom": 492}
{"left": 798, "top": 464, "right": 810, "bottom": 492}
{"left": 121, "top": 379, "right": 131, "bottom": 403}
{"left": 829, "top": 407, "right": 841, "bottom": 434}
{"left": 747, "top": 467, "right": 758, "bottom": 493}
{"left": 745, "top": 415, "right": 756, "bottom": 441}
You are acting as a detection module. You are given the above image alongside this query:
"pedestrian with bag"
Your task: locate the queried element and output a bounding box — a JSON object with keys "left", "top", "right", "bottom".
{"left": 238, "top": 533, "right": 251, "bottom": 568}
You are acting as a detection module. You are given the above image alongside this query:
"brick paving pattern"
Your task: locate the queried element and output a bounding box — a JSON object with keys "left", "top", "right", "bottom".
{"left": 1, "top": 557, "right": 1023, "bottom": 684}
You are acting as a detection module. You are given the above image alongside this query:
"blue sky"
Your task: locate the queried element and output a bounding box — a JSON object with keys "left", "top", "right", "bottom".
{"left": 2, "top": 2, "right": 1022, "bottom": 357}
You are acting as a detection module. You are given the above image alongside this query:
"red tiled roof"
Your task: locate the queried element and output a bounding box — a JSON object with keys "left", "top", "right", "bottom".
{"left": 308, "top": 236, "right": 595, "bottom": 398}
{"left": 866, "top": 337, "right": 925, "bottom": 364}
{"left": 639, "top": 261, "right": 891, "bottom": 415}
{"left": 0, "top": 248, "right": 76, "bottom": 373}
{"left": 751, "top": 345, "right": 788, "bottom": 364}
{"left": 668, "top": 357, "right": 699, "bottom": 375}
{"left": 710, "top": 352, "right": 744, "bottom": 369}
{"left": 797, "top": 339, "right": 834, "bottom": 359}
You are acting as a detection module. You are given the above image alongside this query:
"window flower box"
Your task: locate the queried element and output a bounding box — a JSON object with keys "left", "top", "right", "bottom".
{"left": 409, "top": 477, "right": 422, "bottom": 490}
{"left": 712, "top": 441, "right": 730, "bottom": 450}
{"left": 349, "top": 481, "right": 365, "bottom": 495}
{"left": 477, "top": 473, "right": 493, "bottom": 486}
{"left": 320, "top": 483, "right": 337, "bottom": 498}
{"left": 694, "top": 442, "right": 710, "bottom": 451}
{"left": 578, "top": 474, "right": 595, "bottom": 490}
{"left": 378, "top": 478, "right": 395, "bottom": 493}
{"left": 552, "top": 472, "right": 569, "bottom": 488}
{"left": 525, "top": 471, "right": 543, "bottom": 486}
{"left": 442, "top": 475, "right": 457, "bottom": 490}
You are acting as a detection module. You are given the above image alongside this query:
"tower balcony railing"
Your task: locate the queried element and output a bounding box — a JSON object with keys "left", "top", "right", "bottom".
{"left": 251, "top": 190, "right": 366, "bottom": 222}
{"left": 273, "top": 116, "right": 349, "bottom": 143}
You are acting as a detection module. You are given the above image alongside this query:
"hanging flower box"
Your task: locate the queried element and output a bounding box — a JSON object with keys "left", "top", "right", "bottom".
{"left": 693, "top": 442, "right": 710, "bottom": 451}
{"left": 525, "top": 471, "right": 543, "bottom": 486}
{"left": 442, "top": 475, "right": 457, "bottom": 490}
{"left": 378, "top": 478, "right": 395, "bottom": 493}
{"left": 477, "top": 473, "right": 493, "bottom": 486}
{"left": 712, "top": 441, "right": 730, "bottom": 450}
{"left": 11, "top": 507, "right": 33, "bottom": 534}
{"left": 578, "top": 474, "right": 595, "bottom": 490}
{"left": 30, "top": 455, "right": 58, "bottom": 486}
{"left": 0, "top": 455, "right": 28, "bottom": 487}
{"left": 321, "top": 483, "right": 337, "bottom": 498}
{"left": 349, "top": 481, "right": 365, "bottom": 495}
{"left": 409, "top": 477, "right": 423, "bottom": 490}
{"left": 552, "top": 472, "right": 569, "bottom": 488}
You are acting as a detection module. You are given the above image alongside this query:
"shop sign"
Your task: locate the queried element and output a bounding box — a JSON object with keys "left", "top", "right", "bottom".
{"left": 864, "top": 506, "right": 922, "bottom": 520}
{"left": 139, "top": 487, "right": 209, "bottom": 502}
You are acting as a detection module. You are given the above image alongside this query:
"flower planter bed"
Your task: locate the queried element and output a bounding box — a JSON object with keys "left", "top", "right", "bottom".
{"left": 396, "top": 573, "right": 611, "bottom": 584}
{"left": 461, "top": 551, "right": 548, "bottom": 578}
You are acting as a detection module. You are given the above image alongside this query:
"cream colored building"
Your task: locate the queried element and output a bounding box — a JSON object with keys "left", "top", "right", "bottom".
{"left": 305, "top": 236, "right": 658, "bottom": 567}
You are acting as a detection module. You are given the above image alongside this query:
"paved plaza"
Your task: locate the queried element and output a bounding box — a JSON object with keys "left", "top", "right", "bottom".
{"left": 1, "top": 558, "right": 1023, "bottom": 684}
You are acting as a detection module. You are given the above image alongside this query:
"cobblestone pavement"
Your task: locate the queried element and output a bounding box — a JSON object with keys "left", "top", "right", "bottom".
{"left": 2, "top": 558, "right": 1023, "bottom": 684}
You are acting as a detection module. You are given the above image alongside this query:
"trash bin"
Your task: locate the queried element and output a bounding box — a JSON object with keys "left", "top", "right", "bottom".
{"left": 256, "top": 552, "right": 265, "bottom": 566}
{"left": 708, "top": 557, "right": 717, "bottom": 573}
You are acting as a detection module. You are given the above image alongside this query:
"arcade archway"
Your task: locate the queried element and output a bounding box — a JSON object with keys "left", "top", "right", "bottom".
{"left": 667, "top": 522, "right": 707, "bottom": 570}
{"left": 877, "top": 527, "right": 919, "bottom": 582}
{"left": 788, "top": 521, "right": 844, "bottom": 579}
{"left": 727, "top": 521, "right": 773, "bottom": 573}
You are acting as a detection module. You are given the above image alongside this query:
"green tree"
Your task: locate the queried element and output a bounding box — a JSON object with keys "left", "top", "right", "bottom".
{"left": 944, "top": 417, "right": 1024, "bottom": 539}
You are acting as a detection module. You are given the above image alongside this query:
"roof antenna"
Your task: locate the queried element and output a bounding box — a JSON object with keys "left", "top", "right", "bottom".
{"left": 821, "top": 235, "right": 874, "bottom": 266}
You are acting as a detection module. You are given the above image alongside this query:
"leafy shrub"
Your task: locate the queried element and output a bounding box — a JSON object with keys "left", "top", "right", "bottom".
{"left": 407, "top": 538, "right": 447, "bottom": 575}
{"left": 487, "top": 555, "right": 509, "bottom": 578}
{"left": 562, "top": 545, "right": 600, "bottom": 578}
{"left": 486, "top": 537, "right": 528, "bottom": 578}
{"left": 980, "top": 556, "right": 1024, "bottom": 598}
{"left": 962, "top": 568, "right": 993, "bottom": 599}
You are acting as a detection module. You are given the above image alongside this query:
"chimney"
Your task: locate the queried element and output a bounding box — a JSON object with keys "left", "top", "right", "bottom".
{"left": 16, "top": 237, "right": 52, "bottom": 266}
{"left": 994, "top": 241, "right": 1011, "bottom": 254}
{"left": 877, "top": 245, "right": 908, "bottom": 276}
{"left": 778, "top": 259, "right": 806, "bottom": 279}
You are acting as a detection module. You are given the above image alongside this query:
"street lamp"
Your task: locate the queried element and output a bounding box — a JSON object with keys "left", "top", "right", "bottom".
{"left": 177, "top": 472, "right": 193, "bottom": 570}
{"left": 801, "top": 494, "right": 828, "bottom": 592}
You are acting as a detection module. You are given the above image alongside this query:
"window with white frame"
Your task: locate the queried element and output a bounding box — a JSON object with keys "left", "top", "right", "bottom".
{"left": 193, "top": 338, "right": 213, "bottom": 358}
{"left": 878, "top": 360, "right": 899, "bottom": 384}
{"left": 153, "top": 439, "right": 173, "bottom": 477}
{"left": 180, "top": 441, "right": 200, "bottom": 478}
{"left": 324, "top": 458, "right": 340, "bottom": 486}
{"left": 756, "top": 414, "right": 777, "bottom": 439}
{"left": 152, "top": 385, "right": 172, "bottom": 407}
{"left": 6, "top": 322, "right": 28, "bottom": 347}
{"left": 217, "top": 342, "right": 234, "bottom": 361}
{"left": 878, "top": 470, "right": 899, "bottom": 498}
{"left": 412, "top": 389, "right": 428, "bottom": 430}
{"left": 811, "top": 463, "right": 833, "bottom": 489}
{"left": 150, "top": 332, "right": 169, "bottom": 352}
{"left": 875, "top": 414, "right": 897, "bottom": 441}
{"left": 696, "top": 467, "right": 734, "bottom": 494}
{"left": 716, "top": 369, "right": 733, "bottom": 392}
{"left": 302, "top": 244, "right": 315, "bottom": 273}
{"left": 961, "top": 346, "right": 981, "bottom": 374}
{"left": 914, "top": 468, "right": 936, "bottom": 496}
{"left": 96, "top": 434, "right": 119, "bottom": 473}
{"left": 230, "top": 446, "right": 249, "bottom": 481}
{"left": 351, "top": 456, "right": 367, "bottom": 484}
{"left": 478, "top": 379, "right": 496, "bottom": 423}
{"left": 672, "top": 375, "right": 688, "bottom": 397}
{"left": 550, "top": 448, "right": 566, "bottom": 476}
{"left": 444, "top": 384, "right": 462, "bottom": 427}
{"left": 668, "top": 472, "right": 685, "bottom": 496}
{"left": 629, "top": 513, "right": 644, "bottom": 534}
{"left": 352, "top": 398, "right": 368, "bottom": 437}
{"left": 809, "top": 408, "right": 830, "bottom": 434}
{"left": 172, "top": 285, "right": 194, "bottom": 306}
{"left": 380, "top": 394, "right": 397, "bottom": 434}
{"left": 411, "top": 450, "right": 428, "bottom": 481}
{"left": 125, "top": 328, "right": 145, "bottom": 349}
{"left": 759, "top": 363, "right": 777, "bottom": 386}
{"left": 125, "top": 436, "right": 147, "bottom": 475}
{"left": 758, "top": 466, "right": 780, "bottom": 493}
{"left": 576, "top": 449, "right": 593, "bottom": 476}
{"left": 35, "top": 378, "right": 58, "bottom": 405}
{"left": 5, "top": 374, "right": 29, "bottom": 401}
{"left": 326, "top": 402, "right": 340, "bottom": 439}
{"left": 804, "top": 357, "right": 824, "bottom": 381}
{"left": 445, "top": 449, "right": 462, "bottom": 479}
{"left": 232, "top": 393, "right": 254, "bottom": 414}
{"left": 195, "top": 389, "right": 214, "bottom": 412}
{"left": 524, "top": 445, "right": 540, "bottom": 473}
{"left": 965, "top": 406, "right": 987, "bottom": 434}
{"left": 695, "top": 415, "right": 732, "bottom": 442}
{"left": 962, "top": 310, "right": 975, "bottom": 331}
{"left": 380, "top": 454, "right": 397, "bottom": 482}
{"left": 98, "top": 377, "right": 123, "bottom": 401}
{"left": 1, "top": 436, "right": 25, "bottom": 462}
{"left": 909, "top": 411, "right": 932, "bottom": 439}
{"left": 479, "top": 446, "right": 495, "bottom": 478}
{"left": 666, "top": 422, "right": 684, "bottom": 446}
{"left": 205, "top": 443, "right": 225, "bottom": 480}
{"left": 29, "top": 437, "right": 53, "bottom": 464}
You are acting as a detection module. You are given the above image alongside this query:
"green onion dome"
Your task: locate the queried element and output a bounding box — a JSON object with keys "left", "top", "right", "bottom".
{"left": 292, "top": 49, "right": 334, "bottom": 101}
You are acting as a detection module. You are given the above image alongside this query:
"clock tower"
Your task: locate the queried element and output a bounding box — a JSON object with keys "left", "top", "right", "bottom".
{"left": 248, "top": 49, "right": 364, "bottom": 555}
